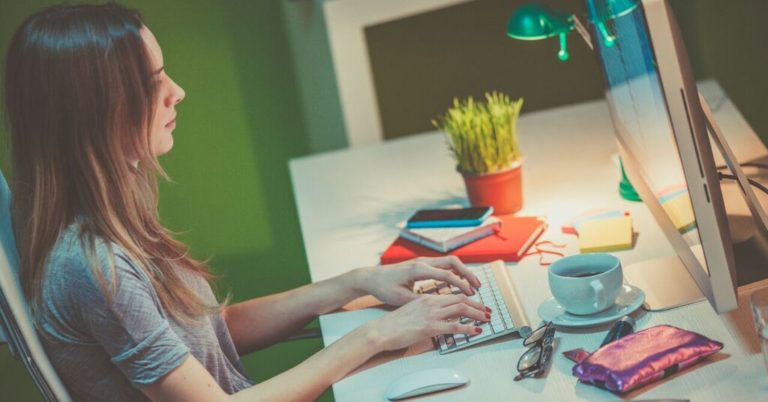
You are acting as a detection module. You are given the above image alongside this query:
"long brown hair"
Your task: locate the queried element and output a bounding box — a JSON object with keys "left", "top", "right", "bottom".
{"left": 4, "top": 3, "right": 218, "bottom": 321}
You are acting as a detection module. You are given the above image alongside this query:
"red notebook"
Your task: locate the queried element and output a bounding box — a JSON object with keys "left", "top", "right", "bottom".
{"left": 380, "top": 215, "right": 547, "bottom": 264}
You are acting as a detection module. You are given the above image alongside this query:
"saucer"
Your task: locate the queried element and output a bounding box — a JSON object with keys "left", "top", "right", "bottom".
{"left": 537, "top": 284, "right": 645, "bottom": 328}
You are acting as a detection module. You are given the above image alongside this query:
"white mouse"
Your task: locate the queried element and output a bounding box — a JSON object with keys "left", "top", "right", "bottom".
{"left": 385, "top": 368, "right": 469, "bottom": 400}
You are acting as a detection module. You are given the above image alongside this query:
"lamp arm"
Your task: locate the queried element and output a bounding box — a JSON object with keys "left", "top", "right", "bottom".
{"left": 572, "top": 15, "right": 594, "bottom": 50}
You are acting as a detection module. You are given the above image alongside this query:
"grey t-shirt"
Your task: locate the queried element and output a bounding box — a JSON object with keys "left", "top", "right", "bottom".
{"left": 37, "top": 224, "right": 254, "bottom": 401}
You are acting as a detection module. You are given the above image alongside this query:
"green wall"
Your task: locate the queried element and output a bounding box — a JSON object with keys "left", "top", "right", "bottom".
{"left": 0, "top": 1, "right": 331, "bottom": 401}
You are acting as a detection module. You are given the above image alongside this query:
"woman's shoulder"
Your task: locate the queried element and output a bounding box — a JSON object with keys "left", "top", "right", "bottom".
{"left": 44, "top": 222, "right": 147, "bottom": 291}
{"left": 39, "top": 222, "right": 151, "bottom": 343}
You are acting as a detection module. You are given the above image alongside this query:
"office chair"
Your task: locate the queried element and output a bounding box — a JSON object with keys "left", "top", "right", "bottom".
{"left": 0, "top": 170, "right": 73, "bottom": 402}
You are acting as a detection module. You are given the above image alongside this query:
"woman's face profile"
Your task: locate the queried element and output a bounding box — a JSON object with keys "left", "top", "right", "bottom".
{"left": 141, "top": 26, "right": 185, "bottom": 157}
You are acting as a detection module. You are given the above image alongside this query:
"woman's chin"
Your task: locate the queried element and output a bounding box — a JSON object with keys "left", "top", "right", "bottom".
{"left": 152, "top": 135, "right": 174, "bottom": 157}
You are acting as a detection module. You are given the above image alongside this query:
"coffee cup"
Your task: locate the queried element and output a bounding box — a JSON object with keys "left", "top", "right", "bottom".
{"left": 548, "top": 253, "right": 623, "bottom": 315}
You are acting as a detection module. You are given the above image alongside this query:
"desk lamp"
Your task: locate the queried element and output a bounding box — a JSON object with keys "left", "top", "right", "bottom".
{"left": 506, "top": 3, "right": 592, "bottom": 61}
{"left": 507, "top": 0, "right": 642, "bottom": 201}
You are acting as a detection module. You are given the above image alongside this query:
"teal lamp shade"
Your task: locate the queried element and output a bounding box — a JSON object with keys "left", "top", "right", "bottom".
{"left": 507, "top": 4, "right": 574, "bottom": 61}
{"left": 589, "top": 0, "right": 640, "bottom": 22}
{"left": 587, "top": 0, "right": 641, "bottom": 47}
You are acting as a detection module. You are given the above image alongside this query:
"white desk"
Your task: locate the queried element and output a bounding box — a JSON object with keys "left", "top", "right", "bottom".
{"left": 289, "top": 81, "right": 768, "bottom": 401}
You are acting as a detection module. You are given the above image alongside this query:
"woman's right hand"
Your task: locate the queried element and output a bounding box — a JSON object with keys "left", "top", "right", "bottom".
{"left": 365, "top": 294, "right": 491, "bottom": 352}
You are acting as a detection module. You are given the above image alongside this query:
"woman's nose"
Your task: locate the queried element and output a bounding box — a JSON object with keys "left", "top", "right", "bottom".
{"left": 175, "top": 84, "right": 186, "bottom": 105}
{"left": 166, "top": 79, "right": 185, "bottom": 107}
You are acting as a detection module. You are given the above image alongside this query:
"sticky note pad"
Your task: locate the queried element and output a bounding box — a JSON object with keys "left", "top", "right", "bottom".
{"left": 562, "top": 209, "right": 629, "bottom": 235}
{"left": 578, "top": 216, "right": 633, "bottom": 253}
{"left": 661, "top": 193, "right": 696, "bottom": 233}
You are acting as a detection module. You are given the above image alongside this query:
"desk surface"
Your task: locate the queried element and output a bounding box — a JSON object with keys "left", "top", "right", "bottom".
{"left": 289, "top": 81, "right": 768, "bottom": 401}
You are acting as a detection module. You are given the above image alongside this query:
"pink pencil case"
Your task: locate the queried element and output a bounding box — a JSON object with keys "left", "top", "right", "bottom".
{"left": 572, "top": 325, "right": 723, "bottom": 393}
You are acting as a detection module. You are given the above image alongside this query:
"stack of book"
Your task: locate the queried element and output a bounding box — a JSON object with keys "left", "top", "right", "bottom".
{"left": 381, "top": 214, "right": 547, "bottom": 264}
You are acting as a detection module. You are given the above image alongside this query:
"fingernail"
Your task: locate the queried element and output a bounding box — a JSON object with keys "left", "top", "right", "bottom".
{"left": 475, "top": 327, "right": 482, "bottom": 334}
{"left": 485, "top": 306, "right": 492, "bottom": 313}
{"left": 485, "top": 312, "right": 491, "bottom": 319}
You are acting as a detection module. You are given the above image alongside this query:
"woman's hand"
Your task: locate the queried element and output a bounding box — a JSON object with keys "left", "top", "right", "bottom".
{"left": 365, "top": 293, "right": 491, "bottom": 352}
{"left": 353, "top": 256, "right": 482, "bottom": 306}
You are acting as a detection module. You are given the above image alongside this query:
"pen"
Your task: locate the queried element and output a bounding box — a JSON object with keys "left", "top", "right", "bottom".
{"left": 562, "top": 316, "right": 636, "bottom": 363}
{"left": 600, "top": 316, "right": 635, "bottom": 347}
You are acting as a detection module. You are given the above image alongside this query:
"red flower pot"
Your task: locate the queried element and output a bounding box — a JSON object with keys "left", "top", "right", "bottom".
{"left": 462, "top": 162, "right": 523, "bottom": 215}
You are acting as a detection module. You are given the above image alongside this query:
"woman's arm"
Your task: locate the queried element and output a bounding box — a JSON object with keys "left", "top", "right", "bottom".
{"left": 142, "top": 321, "right": 376, "bottom": 402}
{"left": 222, "top": 270, "right": 366, "bottom": 355}
{"left": 223, "top": 256, "right": 481, "bottom": 355}
{"left": 144, "top": 294, "right": 489, "bottom": 402}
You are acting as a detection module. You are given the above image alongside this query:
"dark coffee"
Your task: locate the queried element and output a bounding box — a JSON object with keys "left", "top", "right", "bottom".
{"left": 569, "top": 271, "right": 602, "bottom": 278}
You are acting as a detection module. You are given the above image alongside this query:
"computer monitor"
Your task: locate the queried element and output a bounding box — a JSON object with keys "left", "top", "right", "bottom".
{"left": 589, "top": 0, "right": 743, "bottom": 313}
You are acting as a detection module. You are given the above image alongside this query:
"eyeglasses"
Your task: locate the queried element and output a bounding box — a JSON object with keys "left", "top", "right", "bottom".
{"left": 523, "top": 240, "right": 566, "bottom": 266}
{"left": 514, "top": 321, "right": 556, "bottom": 381}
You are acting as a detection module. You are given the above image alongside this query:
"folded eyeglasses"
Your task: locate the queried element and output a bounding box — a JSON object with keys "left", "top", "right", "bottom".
{"left": 514, "top": 321, "right": 556, "bottom": 381}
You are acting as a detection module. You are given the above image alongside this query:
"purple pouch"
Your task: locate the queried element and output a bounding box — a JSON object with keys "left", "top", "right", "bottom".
{"left": 572, "top": 325, "right": 723, "bottom": 393}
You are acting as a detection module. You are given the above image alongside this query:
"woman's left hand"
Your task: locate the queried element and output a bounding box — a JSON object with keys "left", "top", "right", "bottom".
{"left": 353, "top": 256, "right": 482, "bottom": 307}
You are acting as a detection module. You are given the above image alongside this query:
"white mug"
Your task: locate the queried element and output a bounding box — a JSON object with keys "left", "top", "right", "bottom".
{"left": 548, "top": 253, "right": 623, "bottom": 315}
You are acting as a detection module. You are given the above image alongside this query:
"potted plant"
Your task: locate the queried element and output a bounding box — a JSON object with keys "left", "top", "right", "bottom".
{"left": 433, "top": 92, "right": 525, "bottom": 215}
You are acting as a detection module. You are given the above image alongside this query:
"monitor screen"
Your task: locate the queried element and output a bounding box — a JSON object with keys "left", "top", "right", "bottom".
{"left": 589, "top": 0, "right": 739, "bottom": 312}
{"left": 595, "top": 3, "right": 705, "bottom": 259}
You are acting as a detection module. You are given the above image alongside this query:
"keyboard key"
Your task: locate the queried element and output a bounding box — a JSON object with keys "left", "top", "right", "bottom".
{"left": 420, "top": 282, "right": 437, "bottom": 294}
{"left": 438, "top": 335, "right": 448, "bottom": 351}
{"left": 470, "top": 328, "right": 492, "bottom": 340}
{"left": 445, "top": 335, "right": 455, "bottom": 347}
{"left": 502, "top": 312, "right": 514, "bottom": 328}
{"left": 455, "top": 335, "right": 468, "bottom": 346}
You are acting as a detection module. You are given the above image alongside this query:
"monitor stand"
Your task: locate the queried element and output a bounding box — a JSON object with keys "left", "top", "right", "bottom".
{"left": 625, "top": 223, "right": 768, "bottom": 311}
{"left": 624, "top": 92, "right": 768, "bottom": 311}
{"left": 624, "top": 255, "right": 705, "bottom": 311}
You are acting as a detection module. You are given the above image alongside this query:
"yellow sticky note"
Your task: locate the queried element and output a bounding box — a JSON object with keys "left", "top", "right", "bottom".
{"left": 662, "top": 194, "right": 696, "bottom": 233}
{"left": 578, "top": 216, "right": 633, "bottom": 253}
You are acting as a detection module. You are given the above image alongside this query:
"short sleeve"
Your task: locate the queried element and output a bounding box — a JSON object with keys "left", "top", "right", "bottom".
{"left": 47, "top": 241, "right": 190, "bottom": 386}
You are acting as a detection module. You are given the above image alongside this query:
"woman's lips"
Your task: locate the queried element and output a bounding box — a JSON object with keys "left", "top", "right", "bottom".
{"left": 165, "top": 117, "right": 176, "bottom": 128}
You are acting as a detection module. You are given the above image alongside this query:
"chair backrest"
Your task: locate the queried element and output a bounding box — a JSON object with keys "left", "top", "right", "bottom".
{"left": 0, "top": 170, "right": 72, "bottom": 402}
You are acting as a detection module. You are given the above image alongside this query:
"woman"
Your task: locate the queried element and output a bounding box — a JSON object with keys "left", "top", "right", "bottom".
{"left": 4, "top": 3, "right": 490, "bottom": 401}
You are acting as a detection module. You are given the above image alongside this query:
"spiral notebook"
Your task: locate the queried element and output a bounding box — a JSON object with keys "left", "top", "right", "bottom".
{"left": 380, "top": 215, "right": 546, "bottom": 264}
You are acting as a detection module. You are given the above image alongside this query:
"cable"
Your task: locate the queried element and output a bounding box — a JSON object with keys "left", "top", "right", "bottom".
{"left": 716, "top": 162, "right": 768, "bottom": 171}
{"left": 718, "top": 172, "right": 768, "bottom": 196}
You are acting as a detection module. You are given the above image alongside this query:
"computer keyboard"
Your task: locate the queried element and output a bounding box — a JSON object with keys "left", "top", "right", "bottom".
{"left": 416, "top": 260, "right": 532, "bottom": 354}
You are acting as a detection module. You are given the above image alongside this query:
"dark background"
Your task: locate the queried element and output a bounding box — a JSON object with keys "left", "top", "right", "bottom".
{"left": 367, "top": 0, "right": 768, "bottom": 141}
